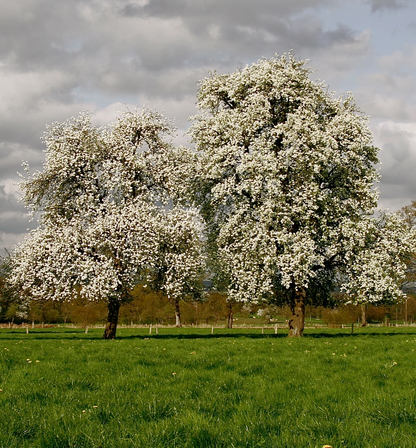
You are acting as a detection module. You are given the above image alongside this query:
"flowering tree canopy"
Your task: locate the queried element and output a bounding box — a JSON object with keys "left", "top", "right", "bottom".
{"left": 189, "top": 53, "right": 414, "bottom": 336}
{"left": 10, "top": 109, "right": 204, "bottom": 338}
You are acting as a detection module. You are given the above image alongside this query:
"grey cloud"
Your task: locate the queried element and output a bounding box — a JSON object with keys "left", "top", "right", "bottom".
{"left": 0, "top": 1, "right": 84, "bottom": 70}
{"left": 365, "top": 0, "right": 406, "bottom": 13}
{"left": 1, "top": 0, "right": 346, "bottom": 68}
{"left": 122, "top": 0, "right": 333, "bottom": 21}
{"left": 0, "top": 185, "right": 33, "bottom": 235}
{"left": 131, "top": 0, "right": 358, "bottom": 54}
{"left": 0, "top": 97, "right": 91, "bottom": 149}
{"left": 0, "top": 213, "right": 32, "bottom": 237}
{"left": 0, "top": 143, "right": 47, "bottom": 182}
{"left": 0, "top": 0, "right": 364, "bottom": 107}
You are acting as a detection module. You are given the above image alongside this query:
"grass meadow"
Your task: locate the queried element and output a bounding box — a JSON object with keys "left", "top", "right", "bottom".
{"left": 1, "top": 326, "right": 416, "bottom": 447}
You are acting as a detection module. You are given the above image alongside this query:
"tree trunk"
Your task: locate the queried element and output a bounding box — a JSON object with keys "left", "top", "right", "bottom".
{"left": 288, "top": 286, "right": 305, "bottom": 337}
{"left": 174, "top": 299, "right": 182, "bottom": 327}
{"left": 360, "top": 304, "right": 367, "bottom": 327}
{"left": 226, "top": 302, "right": 233, "bottom": 329}
{"left": 103, "top": 299, "right": 121, "bottom": 339}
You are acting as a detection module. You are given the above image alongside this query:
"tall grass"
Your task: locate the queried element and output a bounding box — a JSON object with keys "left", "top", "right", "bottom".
{"left": 1, "top": 327, "right": 416, "bottom": 447}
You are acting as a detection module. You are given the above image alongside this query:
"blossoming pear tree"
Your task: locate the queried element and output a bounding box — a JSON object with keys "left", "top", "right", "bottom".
{"left": 189, "top": 53, "right": 415, "bottom": 337}
{"left": 10, "top": 109, "right": 204, "bottom": 339}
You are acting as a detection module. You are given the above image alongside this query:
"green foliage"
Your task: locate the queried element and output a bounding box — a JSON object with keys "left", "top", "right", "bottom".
{"left": 0, "top": 256, "right": 23, "bottom": 324}
{"left": 1, "top": 327, "right": 416, "bottom": 447}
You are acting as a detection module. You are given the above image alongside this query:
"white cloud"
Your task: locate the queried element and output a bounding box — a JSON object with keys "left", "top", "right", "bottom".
{"left": 0, "top": 69, "right": 75, "bottom": 114}
{"left": 373, "top": 121, "right": 416, "bottom": 210}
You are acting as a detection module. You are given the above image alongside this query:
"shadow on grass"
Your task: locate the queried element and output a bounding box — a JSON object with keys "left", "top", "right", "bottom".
{"left": 307, "top": 331, "right": 416, "bottom": 339}
{"left": 120, "top": 332, "right": 290, "bottom": 340}
{"left": 0, "top": 329, "right": 288, "bottom": 340}
{"left": 1, "top": 327, "right": 416, "bottom": 341}
{"left": 120, "top": 331, "right": 416, "bottom": 340}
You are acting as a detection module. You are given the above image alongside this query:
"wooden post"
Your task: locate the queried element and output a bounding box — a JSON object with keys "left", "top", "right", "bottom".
{"left": 26, "top": 325, "right": 29, "bottom": 334}
{"left": 156, "top": 324, "right": 159, "bottom": 335}
{"left": 274, "top": 324, "right": 277, "bottom": 335}
{"left": 85, "top": 326, "right": 88, "bottom": 334}
{"left": 262, "top": 326, "right": 264, "bottom": 334}
{"left": 211, "top": 325, "right": 214, "bottom": 334}
{"left": 149, "top": 324, "right": 152, "bottom": 334}
{"left": 405, "top": 298, "right": 408, "bottom": 325}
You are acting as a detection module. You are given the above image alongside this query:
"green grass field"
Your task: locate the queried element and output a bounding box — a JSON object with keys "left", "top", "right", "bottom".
{"left": 1, "top": 326, "right": 416, "bottom": 448}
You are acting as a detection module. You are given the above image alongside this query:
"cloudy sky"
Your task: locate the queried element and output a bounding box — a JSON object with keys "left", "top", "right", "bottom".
{"left": 1, "top": 0, "right": 415, "bottom": 255}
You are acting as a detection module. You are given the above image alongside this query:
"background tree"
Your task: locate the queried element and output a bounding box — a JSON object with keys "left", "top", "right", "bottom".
{"left": 10, "top": 109, "right": 203, "bottom": 338}
{"left": 400, "top": 201, "right": 416, "bottom": 228}
{"left": 25, "top": 300, "right": 62, "bottom": 325}
{"left": 190, "top": 53, "right": 413, "bottom": 337}
{"left": 199, "top": 291, "right": 229, "bottom": 324}
{"left": 64, "top": 296, "right": 108, "bottom": 328}
{"left": 149, "top": 207, "right": 206, "bottom": 327}
{"left": 341, "top": 212, "right": 415, "bottom": 320}
{"left": 118, "top": 285, "right": 173, "bottom": 325}
{"left": 0, "top": 255, "right": 25, "bottom": 324}
{"left": 399, "top": 201, "right": 416, "bottom": 296}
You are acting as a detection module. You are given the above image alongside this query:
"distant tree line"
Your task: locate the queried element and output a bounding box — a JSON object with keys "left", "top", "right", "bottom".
{"left": 2, "top": 273, "right": 415, "bottom": 327}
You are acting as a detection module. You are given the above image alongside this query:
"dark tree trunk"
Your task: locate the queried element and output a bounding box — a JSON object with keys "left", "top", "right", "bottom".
{"left": 103, "top": 299, "right": 121, "bottom": 339}
{"left": 288, "top": 286, "right": 305, "bottom": 337}
{"left": 174, "top": 299, "right": 182, "bottom": 327}
{"left": 360, "top": 304, "right": 367, "bottom": 327}
{"left": 226, "top": 301, "right": 233, "bottom": 329}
